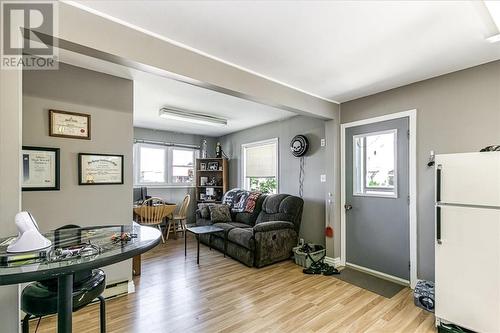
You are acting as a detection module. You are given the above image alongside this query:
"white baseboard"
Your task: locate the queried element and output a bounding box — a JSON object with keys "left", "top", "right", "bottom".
{"left": 324, "top": 256, "right": 341, "bottom": 267}
{"left": 102, "top": 280, "right": 135, "bottom": 299}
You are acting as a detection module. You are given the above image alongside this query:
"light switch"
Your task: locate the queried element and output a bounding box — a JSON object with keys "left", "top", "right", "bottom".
{"left": 320, "top": 174, "right": 326, "bottom": 182}
{"left": 321, "top": 139, "right": 326, "bottom": 147}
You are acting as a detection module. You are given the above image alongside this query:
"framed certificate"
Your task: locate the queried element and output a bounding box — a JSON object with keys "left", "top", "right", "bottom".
{"left": 78, "top": 153, "right": 124, "bottom": 185}
{"left": 22, "top": 146, "right": 60, "bottom": 191}
{"left": 49, "top": 109, "right": 91, "bottom": 140}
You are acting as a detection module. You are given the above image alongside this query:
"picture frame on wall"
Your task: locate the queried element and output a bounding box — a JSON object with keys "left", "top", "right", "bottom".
{"left": 78, "top": 153, "right": 124, "bottom": 185}
{"left": 49, "top": 109, "right": 91, "bottom": 140}
{"left": 22, "top": 146, "right": 60, "bottom": 191}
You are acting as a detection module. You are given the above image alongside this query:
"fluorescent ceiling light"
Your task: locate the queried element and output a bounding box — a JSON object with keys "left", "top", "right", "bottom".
{"left": 486, "top": 34, "right": 500, "bottom": 43}
{"left": 159, "top": 107, "right": 227, "bottom": 127}
{"left": 485, "top": 1, "right": 500, "bottom": 42}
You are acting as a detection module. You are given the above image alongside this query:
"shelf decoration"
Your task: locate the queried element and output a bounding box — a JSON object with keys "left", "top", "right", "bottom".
{"left": 196, "top": 158, "right": 228, "bottom": 203}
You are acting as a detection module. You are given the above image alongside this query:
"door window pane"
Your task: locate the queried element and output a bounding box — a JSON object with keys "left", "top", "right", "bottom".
{"left": 353, "top": 130, "right": 397, "bottom": 197}
{"left": 139, "top": 147, "right": 165, "bottom": 183}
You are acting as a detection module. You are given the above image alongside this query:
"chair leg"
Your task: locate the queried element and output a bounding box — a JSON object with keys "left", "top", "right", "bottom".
{"left": 157, "top": 225, "right": 165, "bottom": 243}
{"left": 98, "top": 295, "right": 106, "bottom": 333}
{"left": 22, "top": 314, "right": 31, "bottom": 333}
{"left": 166, "top": 221, "right": 170, "bottom": 240}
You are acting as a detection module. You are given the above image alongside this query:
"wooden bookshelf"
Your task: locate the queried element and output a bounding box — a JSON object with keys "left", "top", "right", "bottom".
{"left": 195, "top": 158, "right": 228, "bottom": 203}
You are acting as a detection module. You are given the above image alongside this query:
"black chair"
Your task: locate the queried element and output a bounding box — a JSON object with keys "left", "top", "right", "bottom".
{"left": 21, "top": 225, "right": 106, "bottom": 333}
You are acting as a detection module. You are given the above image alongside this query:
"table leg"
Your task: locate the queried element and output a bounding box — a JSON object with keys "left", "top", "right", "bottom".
{"left": 132, "top": 255, "right": 141, "bottom": 276}
{"left": 209, "top": 234, "right": 212, "bottom": 251}
{"left": 197, "top": 234, "right": 200, "bottom": 265}
{"left": 57, "top": 273, "right": 73, "bottom": 333}
{"left": 184, "top": 230, "right": 187, "bottom": 257}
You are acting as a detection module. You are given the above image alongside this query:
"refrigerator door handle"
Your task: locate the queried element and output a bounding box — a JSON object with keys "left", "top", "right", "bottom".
{"left": 436, "top": 206, "right": 442, "bottom": 244}
{"left": 436, "top": 164, "right": 442, "bottom": 203}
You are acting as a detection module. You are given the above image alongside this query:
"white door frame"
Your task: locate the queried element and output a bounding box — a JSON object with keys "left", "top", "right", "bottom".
{"left": 340, "top": 109, "right": 417, "bottom": 288}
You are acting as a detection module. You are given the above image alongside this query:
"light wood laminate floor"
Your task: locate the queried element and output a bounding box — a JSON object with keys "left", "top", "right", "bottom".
{"left": 31, "top": 235, "right": 436, "bottom": 332}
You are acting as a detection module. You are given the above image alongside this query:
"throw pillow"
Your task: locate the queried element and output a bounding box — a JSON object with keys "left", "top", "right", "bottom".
{"left": 222, "top": 188, "right": 244, "bottom": 208}
{"left": 209, "top": 204, "right": 232, "bottom": 223}
{"left": 232, "top": 191, "right": 250, "bottom": 213}
{"left": 197, "top": 203, "right": 213, "bottom": 219}
{"left": 244, "top": 192, "right": 261, "bottom": 213}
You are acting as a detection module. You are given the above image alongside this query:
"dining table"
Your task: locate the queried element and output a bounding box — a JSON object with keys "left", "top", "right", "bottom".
{"left": 0, "top": 223, "right": 161, "bottom": 333}
{"left": 132, "top": 203, "right": 177, "bottom": 275}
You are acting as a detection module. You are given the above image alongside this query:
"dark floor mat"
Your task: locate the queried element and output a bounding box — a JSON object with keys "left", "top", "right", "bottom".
{"left": 334, "top": 267, "right": 405, "bottom": 298}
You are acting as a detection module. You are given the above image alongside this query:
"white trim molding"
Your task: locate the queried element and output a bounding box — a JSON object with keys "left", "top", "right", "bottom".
{"left": 324, "top": 256, "right": 341, "bottom": 267}
{"left": 340, "top": 109, "right": 418, "bottom": 288}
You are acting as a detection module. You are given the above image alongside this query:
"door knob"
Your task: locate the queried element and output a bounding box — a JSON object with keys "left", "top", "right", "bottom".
{"left": 344, "top": 204, "right": 353, "bottom": 211}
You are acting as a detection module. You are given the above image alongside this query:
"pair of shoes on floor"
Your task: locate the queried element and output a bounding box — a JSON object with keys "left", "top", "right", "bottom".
{"left": 303, "top": 261, "right": 340, "bottom": 276}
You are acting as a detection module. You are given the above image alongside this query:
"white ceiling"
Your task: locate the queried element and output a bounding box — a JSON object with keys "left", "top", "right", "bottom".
{"left": 59, "top": 49, "right": 294, "bottom": 136}
{"left": 70, "top": 1, "right": 500, "bottom": 102}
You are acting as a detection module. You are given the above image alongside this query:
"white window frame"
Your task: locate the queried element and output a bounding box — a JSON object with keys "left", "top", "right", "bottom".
{"left": 133, "top": 143, "right": 199, "bottom": 188}
{"left": 352, "top": 129, "right": 398, "bottom": 198}
{"left": 241, "top": 138, "right": 279, "bottom": 193}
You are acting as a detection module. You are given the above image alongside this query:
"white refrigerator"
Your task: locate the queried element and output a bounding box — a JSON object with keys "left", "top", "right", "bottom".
{"left": 435, "top": 152, "right": 500, "bottom": 333}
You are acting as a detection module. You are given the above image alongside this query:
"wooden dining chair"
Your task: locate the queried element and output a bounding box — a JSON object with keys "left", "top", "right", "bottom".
{"left": 166, "top": 194, "right": 191, "bottom": 240}
{"left": 134, "top": 197, "right": 176, "bottom": 243}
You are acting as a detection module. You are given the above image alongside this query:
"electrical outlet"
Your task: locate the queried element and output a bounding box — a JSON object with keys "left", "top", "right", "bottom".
{"left": 320, "top": 138, "right": 326, "bottom": 147}
{"left": 320, "top": 174, "right": 326, "bottom": 182}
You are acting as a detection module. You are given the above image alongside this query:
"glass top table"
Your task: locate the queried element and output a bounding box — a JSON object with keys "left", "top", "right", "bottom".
{"left": 0, "top": 223, "right": 161, "bottom": 332}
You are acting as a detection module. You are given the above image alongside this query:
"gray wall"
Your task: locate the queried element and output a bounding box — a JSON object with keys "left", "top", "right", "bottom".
{"left": 133, "top": 127, "right": 217, "bottom": 223}
{"left": 22, "top": 62, "right": 134, "bottom": 284}
{"left": 339, "top": 60, "right": 500, "bottom": 281}
{"left": 219, "top": 116, "right": 327, "bottom": 245}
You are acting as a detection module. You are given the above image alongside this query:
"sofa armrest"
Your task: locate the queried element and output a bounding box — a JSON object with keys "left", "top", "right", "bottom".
{"left": 253, "top": 221, "right": 295, "bottom": 233}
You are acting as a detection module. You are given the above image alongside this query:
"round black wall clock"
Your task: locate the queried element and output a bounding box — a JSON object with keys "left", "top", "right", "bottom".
{"left": 290, "top": 135, "right": 309, "bottom": 157}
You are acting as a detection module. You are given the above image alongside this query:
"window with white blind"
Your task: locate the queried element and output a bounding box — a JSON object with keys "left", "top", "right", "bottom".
{"left": 242, "top": 138, "right": 278, "bottom": 194}
{"left": 134, "top": 143, "right": 199, "bottom": 187}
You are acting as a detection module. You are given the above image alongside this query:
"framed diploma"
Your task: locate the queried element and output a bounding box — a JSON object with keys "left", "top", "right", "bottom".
{"left": 49, "top": 109, "right": 91, "bottom": 140}
{"left": 78, "top": 153, "right": 124, "bottom": 185}
{"left": 22, "top": 146, "right": 60, "bottom": 191}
